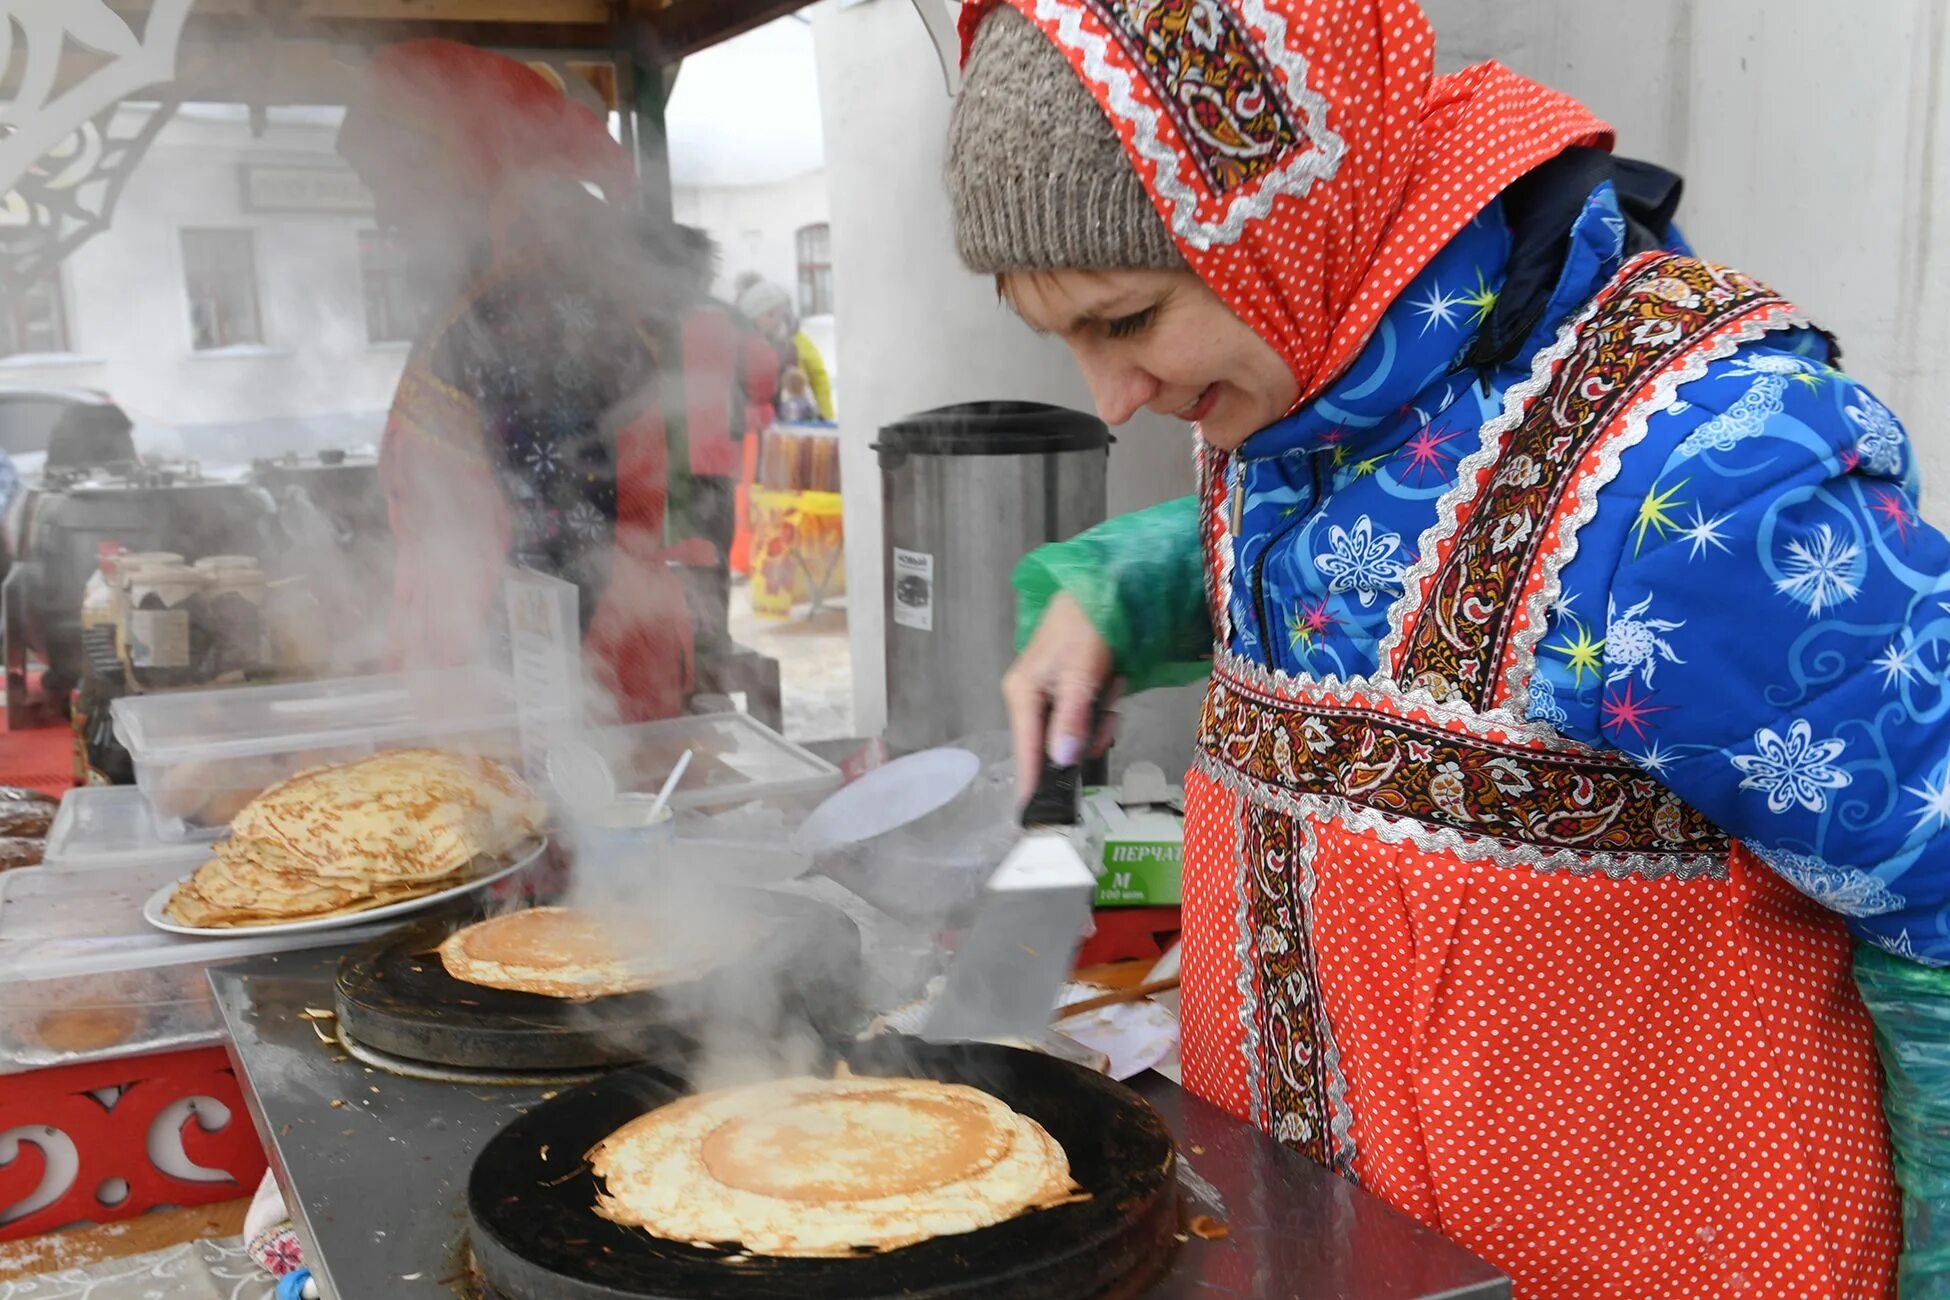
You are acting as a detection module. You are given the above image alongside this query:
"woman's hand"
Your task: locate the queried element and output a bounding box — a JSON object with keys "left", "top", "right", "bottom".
{"left": 1002, "top": 591, "right": 1118, "bottom": 797}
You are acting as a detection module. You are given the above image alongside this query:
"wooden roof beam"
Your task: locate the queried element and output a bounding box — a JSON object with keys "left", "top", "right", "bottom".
{"left": 626, "top": 0, "right": 815, "bottom": 64}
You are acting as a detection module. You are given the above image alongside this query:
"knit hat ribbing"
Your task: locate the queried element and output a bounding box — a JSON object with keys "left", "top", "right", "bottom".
{"left": 946, "top": 6, "right": 1181, "bottom": 274}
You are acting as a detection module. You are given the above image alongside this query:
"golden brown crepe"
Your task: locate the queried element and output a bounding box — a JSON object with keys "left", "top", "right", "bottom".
{"left": 440, "top": 907, "right": 653, "bottom": 1000}
{"left": 229, "top": 748, "right": 545, "bottom": 882}
{"left": 439, "top": 906, "right": 765, "bottom": 1000}
{"left": 160, "top": 748, "right": 545, "bottom": 929}
{"left": 589, "top": 1075, "right": 1082, "bottom": 1257}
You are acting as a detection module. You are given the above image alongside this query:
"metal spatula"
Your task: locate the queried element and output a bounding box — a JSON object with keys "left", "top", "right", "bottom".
{"left": 920, "top": 742, "right": 1098, "bottom": 1044}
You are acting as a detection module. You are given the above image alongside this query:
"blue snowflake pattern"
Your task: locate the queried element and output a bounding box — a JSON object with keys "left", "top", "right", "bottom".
{"left": 1774, "top": 524, "right": 1862, "bottom": 617}
{"left": 1525, "top": 671, "right": 1568, "bottom": 728}
{"left": 1603, "top": 593, "right": 1684, "bottom": 687}
{"left": 1750, "top": 846, "right": 1906, "bottom": 918}
{"left": 1730, "top": 719, "right": 1851, "bottom": 815}
{"left": 1845, "top": 388, "right": 1905, "bottom": 476}
{"left": 1314, "top": 516, "right": 1406, "bottom": 608}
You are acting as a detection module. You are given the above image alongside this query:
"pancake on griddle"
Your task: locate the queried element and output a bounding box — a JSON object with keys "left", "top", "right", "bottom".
{"left": 589, "top": 1074, "right": 1082, "bottom": 1256}
{"left": 441, "top": 906, "right": 655, "bottom": 1000}
{"left": 440, "top": 905, "right": 766, "bottom": 1000}
{"left": 161, "top": 748, "right": 544, "bottom": 929}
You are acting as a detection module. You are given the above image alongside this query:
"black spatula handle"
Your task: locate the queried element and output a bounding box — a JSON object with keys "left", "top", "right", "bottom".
{"left": 1021, "top": 698, "right": 1105, "bottom": 828}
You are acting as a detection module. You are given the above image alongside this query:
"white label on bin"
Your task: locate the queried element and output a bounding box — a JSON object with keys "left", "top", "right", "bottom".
{"left": 892, "top": 548, "right": 934, "bottom": 632}
{"left": 127, "top": 609, "right": 190, "bottom": 668}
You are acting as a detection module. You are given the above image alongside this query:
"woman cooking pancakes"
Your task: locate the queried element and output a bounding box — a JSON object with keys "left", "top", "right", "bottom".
{"left": 950, "top": 0, "right": 1949, "bottom": 1294}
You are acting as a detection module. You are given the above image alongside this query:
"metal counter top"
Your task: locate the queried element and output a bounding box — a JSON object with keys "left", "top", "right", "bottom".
{"left": 212, "top": 948, "right": 1508, "bottom": 1300}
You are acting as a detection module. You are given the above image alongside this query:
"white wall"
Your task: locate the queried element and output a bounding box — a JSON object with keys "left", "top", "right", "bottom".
{"left": 674, "top": 169, "right": 832, "bottom": 308}
{"left": 0, "top": 107, "right": 403, "bottom": 436}
{"left": 1422, "top": 0, "right": 1950, "bottom": 516}
{"left": 812, "top": 0, "right": 1198, "bottom": 750}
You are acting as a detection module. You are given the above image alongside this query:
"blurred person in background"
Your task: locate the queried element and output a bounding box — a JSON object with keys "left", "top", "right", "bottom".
{"left": 336, "top": 39, "right": 700, "bottom": 722}
{"left": 728, "top": 275, "right": 834, "bottom": 576}
{"left": 736, "top": 276, "right": 834, "bottom": 422}
{"left": 776, "top": 368, "right": 820, "bottom": 424}
{"left": 666, "top": 226, "right": 779, "bottom": 584}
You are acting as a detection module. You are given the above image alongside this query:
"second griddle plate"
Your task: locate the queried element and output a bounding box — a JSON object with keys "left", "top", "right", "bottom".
{"left": 467, "top": 1037, "right": 1181, "bottom": 1300}
{"left": 334, "top": 891, "right": 863, "bottom": 1072}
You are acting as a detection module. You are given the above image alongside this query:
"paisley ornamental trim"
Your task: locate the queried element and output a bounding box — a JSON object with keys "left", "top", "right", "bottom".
{"left": 1200, "top": 440, "right": 1237, "bottom": 645}
{"left": 1221, "top": 779, "right": 1265, "bottom": 1133}
{"left": 1196, "top": 747, "right": 1728, "bottom": 883}
{"left": 1198, "top": 668, "right": 1731, "bottom": 874}
{"left": 1498, "top": 299, "right": 1812, "bottom": 720}
{"left": 1035, "top": 0, "right": 1346, "bottom": 250}
{"left": 1378, "top": 265, "right": 1601, "bottom": 681}
{"left": 1239, "top": 802, "right": 1357, "bottom": 1173}
{"left": 1386, "top": 254, "right": 1799, "bottom": 714}
{"left": 1210, "top": 646, "right": 1599, "bottom": 752}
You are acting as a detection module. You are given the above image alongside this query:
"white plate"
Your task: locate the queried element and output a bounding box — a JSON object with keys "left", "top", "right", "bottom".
{"left": 141, "top": 839, "right": 548, "bottom": 938}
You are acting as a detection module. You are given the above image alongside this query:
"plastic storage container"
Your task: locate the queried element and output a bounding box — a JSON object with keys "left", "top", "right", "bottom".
{"left": 111, "top": 667, "right": 523, "bottom": 839}
{"left": 0, "top": 862, "right": 392, "bottom": 1073}
{"left": 587, "top": 712, "right": 840, "bottom": 815}
{"left": 42, "top": 785, "right": 218, "bottom": 869}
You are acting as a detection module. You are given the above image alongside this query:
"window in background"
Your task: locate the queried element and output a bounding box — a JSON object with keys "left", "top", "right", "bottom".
{"left": 181, "top": 228, "right": 263, "bottom": 350}
{"left": 358, "top": 229, "right": 420, "bottom": 344}
{"left": 796, "top": 222, "right": 833, "bottom": 317}
{"left": 0, "top": 273, "right": 71, "bottom": 357}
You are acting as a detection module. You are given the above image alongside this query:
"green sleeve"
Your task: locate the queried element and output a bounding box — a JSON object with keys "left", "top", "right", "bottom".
{"left": 1855, "top": 945, "right": 1950, "bottom": 1292}
{"left": 1012, "top": 494, "right": 1212, "bottom": 693}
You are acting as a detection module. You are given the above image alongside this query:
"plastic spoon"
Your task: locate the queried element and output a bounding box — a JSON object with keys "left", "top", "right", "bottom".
{"left": 643, "top": 749, "right": 694, "bottom": 825}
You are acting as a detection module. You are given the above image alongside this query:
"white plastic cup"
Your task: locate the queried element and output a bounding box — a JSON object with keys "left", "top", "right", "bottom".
{"left": 572, "top": 794, "right": 676, "bottom": 873}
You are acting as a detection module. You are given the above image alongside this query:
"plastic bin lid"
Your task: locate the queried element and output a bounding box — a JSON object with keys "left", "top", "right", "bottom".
{"left": 0, "top": 862, "right": 393, "bottom": 982}
{"left": 793, "top": 747, "right": 982, "bottom": 852}
{"left": 43, "top": 785, "right": 217, "bottom": 870}
{"left": 591, "top": 712, "right": 841, "bottom": 812}
{"left": 110, "top": 667, "right": 520, "bottom": 763}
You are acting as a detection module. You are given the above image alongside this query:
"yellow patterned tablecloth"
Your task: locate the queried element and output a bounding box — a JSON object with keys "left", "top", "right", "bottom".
{"left": 748, "top": 487, "right": 845, "bottom": 619}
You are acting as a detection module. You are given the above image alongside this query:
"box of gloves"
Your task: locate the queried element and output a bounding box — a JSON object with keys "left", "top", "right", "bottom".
{"left": 1082, "top": 763, "right": 1185, "bottom": 908}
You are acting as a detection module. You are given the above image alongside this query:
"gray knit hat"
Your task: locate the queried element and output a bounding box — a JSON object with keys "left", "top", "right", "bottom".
{"left": 947, "top": 6, "right": 1181, "bottom": 274}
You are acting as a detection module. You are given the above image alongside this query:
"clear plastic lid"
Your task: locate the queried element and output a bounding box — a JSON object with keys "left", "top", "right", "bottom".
{"left": 591, "top": 712, "right": 841, "bottom": 812}
{"left": 42, "top": 786, "right": 217, "bottom": 870}
{"left": 0, "top": 863, "right": 393, "bottom": 983}
{"left": 111, "top": 666, "right": 520, "bottom": 763}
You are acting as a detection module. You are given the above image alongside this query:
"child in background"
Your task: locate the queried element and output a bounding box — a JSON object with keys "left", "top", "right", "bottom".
{"left": 777, "top": 368, "right": 820, "bottom": 424}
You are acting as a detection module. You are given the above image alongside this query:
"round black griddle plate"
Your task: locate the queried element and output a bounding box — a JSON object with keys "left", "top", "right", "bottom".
{"left": 468, "top": 1038, "right": 1181, "bottom": 1300}
{"left": 333, "top": 1021, "right": 604, "bottom": 1088}
{"left": 334, "top": 891, "right": 862, "bottom": 1072}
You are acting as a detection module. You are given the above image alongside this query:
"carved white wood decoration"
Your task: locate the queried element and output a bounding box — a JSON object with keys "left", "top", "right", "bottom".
{"left": 0, "top": 0, "right": 192, "bottom": 294}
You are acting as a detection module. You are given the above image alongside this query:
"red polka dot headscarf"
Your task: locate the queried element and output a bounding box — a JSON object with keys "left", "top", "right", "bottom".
{"left": 958, "top": 0, "right": 1614, "bottom": 407}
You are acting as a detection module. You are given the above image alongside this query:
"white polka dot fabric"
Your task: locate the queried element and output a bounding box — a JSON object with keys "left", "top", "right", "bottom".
{"left": 1180, "top": 749, "right": 1900, "bottom": 1298}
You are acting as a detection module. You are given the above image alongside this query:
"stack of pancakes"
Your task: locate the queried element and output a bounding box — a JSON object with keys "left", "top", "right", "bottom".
{"left": 163, "top": 748, "right": 546, "bottom": 928}
{"left": 590, "top": 1074, "right": 1083, "bottom": 1256}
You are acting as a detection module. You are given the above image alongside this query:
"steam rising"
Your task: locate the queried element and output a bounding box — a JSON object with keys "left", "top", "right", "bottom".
{"left": 42, "top": 57, "right": 916, "bottom": 1091}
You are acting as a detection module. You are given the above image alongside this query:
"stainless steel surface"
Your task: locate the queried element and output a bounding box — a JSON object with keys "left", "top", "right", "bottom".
{"left": 880, "top": 418, "right": 1108, "bottom": 754}
{"left": 214, "top": 947, "right": 1509, "bottom": 1300}
{"left": 212, "top": 950, "right": 553, "bottom": 1300}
